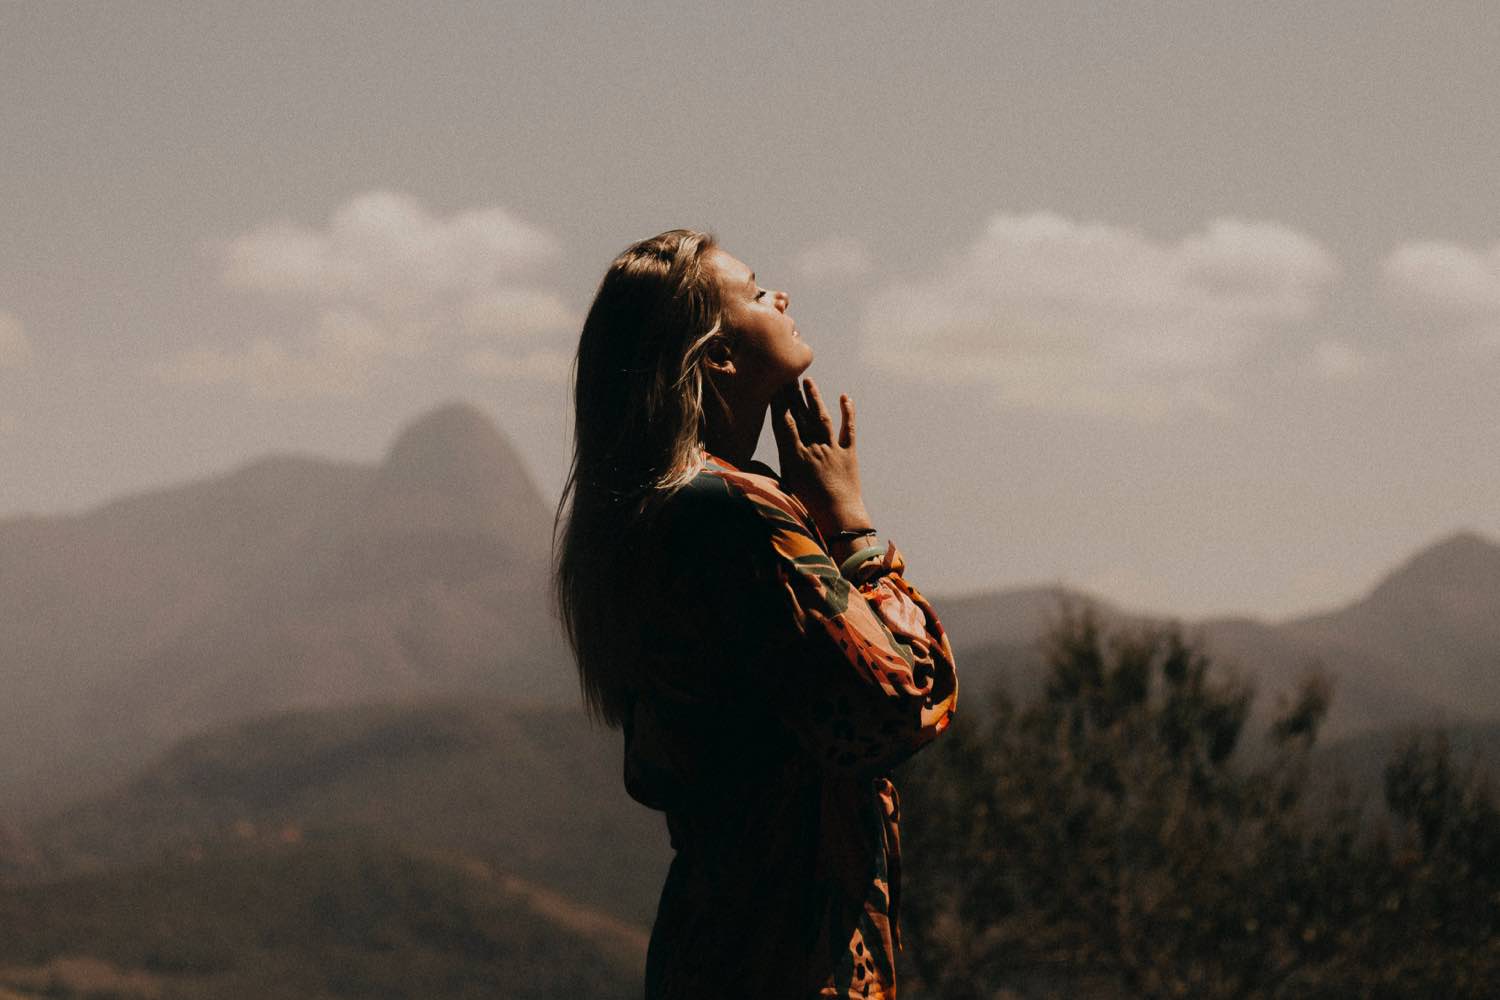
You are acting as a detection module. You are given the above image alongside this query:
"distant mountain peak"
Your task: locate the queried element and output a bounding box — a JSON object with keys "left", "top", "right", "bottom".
{"left": 379, "top": 400, "right": 541, "bottom": 502}
{"left": 1421, "top": 529, "right": 1497, "bottom": 558}
{"left": 361, "top": 401, "right": 554, "bottom": 552}
{"left": 1366, "top": 529, "right": 1500, "bottom": 605}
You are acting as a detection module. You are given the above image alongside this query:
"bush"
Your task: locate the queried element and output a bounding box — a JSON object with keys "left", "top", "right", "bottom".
{"left": 896, "top": 605, "right": 1500, "bottom": 999}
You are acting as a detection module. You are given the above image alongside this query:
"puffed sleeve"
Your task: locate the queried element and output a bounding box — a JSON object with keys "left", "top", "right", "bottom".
{"left": 666, "top": 464, "right": 958, "bottom": 778}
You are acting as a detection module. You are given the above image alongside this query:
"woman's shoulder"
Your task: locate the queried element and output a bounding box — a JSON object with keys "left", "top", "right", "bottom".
{"left": 693, "top": 453, "right": 813, "bottom": 528}
{"left": 659, "top": 454, "right": 818, "bottom": 559}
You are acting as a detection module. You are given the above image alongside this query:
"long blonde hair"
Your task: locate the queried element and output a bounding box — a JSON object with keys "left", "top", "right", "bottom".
{"left": 552, "top": 229, "right": 729, "bottom": 728}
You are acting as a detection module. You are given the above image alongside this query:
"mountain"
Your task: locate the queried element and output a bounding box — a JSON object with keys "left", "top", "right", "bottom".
{"left": 3, "top": 392, "right": 1494, "bottom": 814}
{"left": 925, "top": 586, "right": 1116, "bottom": 709}
{"left": 1308, "top": 719, "right": 1500, "bottom": 821}
{"left": 1203, "top": 529, "right": 1500, "bottom": 735}
{"left": 0, "top": 401, "right": 574, "bottom": 814}
{"left": 361, "top": 401, "right": 556, "bottom": 560}
{"left": 928, "top": 531, "right": 1500, "bottom": 738}
{"left": 0, "top": 835, "right": 643, "bottom": 1000}
{"left": 1193, "top": 615, "right": 1440, "bottom": 737}
{"left": 30, "top": 698, "right": 670, "bottom": 928}
{"left": 4, "top": 693, "right": 673, "bottom": 999}
{"left": 1281, "top": 531, "right": 1500, "bottom": 716}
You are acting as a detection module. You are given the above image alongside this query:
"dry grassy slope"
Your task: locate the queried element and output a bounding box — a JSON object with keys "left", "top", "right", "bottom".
{"left": 29, "top": 697, "right": 671, "bottom": 928}
{"left": 0, "top": 834, "right": 643, "bottom": 1000}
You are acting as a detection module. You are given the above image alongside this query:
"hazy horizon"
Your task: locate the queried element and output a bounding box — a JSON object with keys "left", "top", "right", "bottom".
{"left": 4, "top": 1, "right": 1498, "bottom": 618}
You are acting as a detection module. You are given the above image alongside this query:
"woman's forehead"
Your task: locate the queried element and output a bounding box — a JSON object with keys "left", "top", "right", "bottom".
{"left": 708, "top": 248, "right": 753, "bottom": 287}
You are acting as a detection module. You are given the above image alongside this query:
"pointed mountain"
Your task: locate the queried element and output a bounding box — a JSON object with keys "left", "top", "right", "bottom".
{"left": 306, "top": 400, "right": 557, "bottom": 599}
{"left": 353, "top": 401, "right": 554, "bottom": 565}
{"left": 1362, "top": 530, "right": 1500, "bottom": 610}
{"left": 1283, "top": 530, "right": 1500, "bottom": 718}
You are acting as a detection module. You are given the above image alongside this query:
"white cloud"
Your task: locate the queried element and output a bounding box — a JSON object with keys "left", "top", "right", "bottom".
{"left": 0, "top": 310, "right": 33, "bottom": 369}
{"left": 462, "top": 346, "right": 573, "bottom": 384}
{"left": 158, "top": 191, "right": 574, "bottom": 397}
{"left": 793, "top": 236, "right": 873, "bottom": 283}
{"left": 1383, "top": 239, "right": 1500, "bottom": 315}
{"left": 1383, "top": 239, "right": 1500, "bottom": 351}
{"left": 152, "top": 308, "right": 415, "bottom": 399}
{"left": 221, "top": 190, "right": 559, "bottom": 311}
{"left": 861, "top": 213, "right": 1339, "bottom": 418}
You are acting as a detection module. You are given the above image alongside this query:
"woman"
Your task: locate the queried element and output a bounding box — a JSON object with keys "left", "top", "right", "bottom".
{"left": 553, "top": 229, "right": 958, "bottom": 999}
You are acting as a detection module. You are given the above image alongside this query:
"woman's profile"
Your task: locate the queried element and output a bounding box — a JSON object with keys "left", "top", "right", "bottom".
{"left": 553, "top": 229, "right": 958, "bottom": 999}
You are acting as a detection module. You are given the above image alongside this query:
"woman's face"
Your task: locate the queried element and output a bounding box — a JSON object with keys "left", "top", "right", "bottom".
{"left": 707, "top": 248, "right": 813, "bottom": 397}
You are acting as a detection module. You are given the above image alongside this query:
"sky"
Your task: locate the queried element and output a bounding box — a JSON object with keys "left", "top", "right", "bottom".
{"left": 3, "top": 1, "right": 1498, "bottom": 619}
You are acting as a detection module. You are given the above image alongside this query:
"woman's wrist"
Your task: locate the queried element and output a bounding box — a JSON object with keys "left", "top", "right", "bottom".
{"left": 818, "top": 500, "right": 876, "bottom": 559}
{"left": 829, "top": 532, "right": 883, "bottom": 569}
{"left": 810, "top": 501, "right": 871, "bottom": 538}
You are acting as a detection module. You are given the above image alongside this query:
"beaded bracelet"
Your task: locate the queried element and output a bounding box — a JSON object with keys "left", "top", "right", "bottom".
{"left": 839, "top": 543, "right": 888, "bottom": 582}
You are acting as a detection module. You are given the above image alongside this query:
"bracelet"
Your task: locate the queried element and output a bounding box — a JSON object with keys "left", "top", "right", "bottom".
{"left": 839, "top": 544, "right": 887, "bottom": 582}
{"left": 828, "top": 526, "right": 877, "bottom": 544}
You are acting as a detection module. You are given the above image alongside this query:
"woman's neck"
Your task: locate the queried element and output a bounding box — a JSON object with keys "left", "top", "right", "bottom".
{"left": 702, "top": 397, "right": 768, "bottom": 469}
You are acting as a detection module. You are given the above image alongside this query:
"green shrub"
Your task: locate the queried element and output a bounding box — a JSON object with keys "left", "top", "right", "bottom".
{"left": 896, "top": 605, "right": 1499, "bottom": 999}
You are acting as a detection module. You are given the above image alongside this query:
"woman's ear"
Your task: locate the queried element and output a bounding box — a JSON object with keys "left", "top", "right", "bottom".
{"left": 702, "top": 336, "right": 736, "bottom": 378}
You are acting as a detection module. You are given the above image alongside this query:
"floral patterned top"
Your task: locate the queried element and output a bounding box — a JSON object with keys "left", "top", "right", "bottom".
{"left": 624, "top": 450, "right": 959, "bottom": 999}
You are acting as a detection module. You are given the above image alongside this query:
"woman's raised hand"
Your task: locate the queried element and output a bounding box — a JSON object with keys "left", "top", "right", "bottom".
{"left": 771, "top": 377, "right": 872, "bottom": 536}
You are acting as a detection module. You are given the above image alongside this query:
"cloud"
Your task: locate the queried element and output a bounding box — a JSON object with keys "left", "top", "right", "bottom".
{"left": 221, "top": 190, "right": 559, "bottom": 310}
{"left": 1383, "top": 239, "right": 1500, "bottom": 315}
{"left": 1383, "top": 239, "right": 1500, "bottom": 350}
{"left": 0, "top": 310, "right": 33, "bottom": 369}
{"left": 151, "top": 308, "right": 416, "bottom": 398}
{"left": 793, "top": 236, "right": 873, "bottom": 283}
{"left": 861, "top": 213, "right": 1339, "bottom": 418}
{"left": 158, "top": 191, "right": 574, "bottom": 398}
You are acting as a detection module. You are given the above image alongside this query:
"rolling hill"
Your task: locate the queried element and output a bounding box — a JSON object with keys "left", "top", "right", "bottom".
{"left": 0, "top": 835, "right": 643, "bottom": 1000}
{"left": 27, "top": 698, "right": 671, "bottom": 929}
{"left": 4, "top": 692, "right": 679, "bottom": 1000}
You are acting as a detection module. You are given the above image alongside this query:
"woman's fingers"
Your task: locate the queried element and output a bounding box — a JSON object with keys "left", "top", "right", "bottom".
{"left": 771, "top": 384, "right": 802, "bottom": 440}
{"left": 802, "top": 378, "right": 826, "bottom": 423}
{"left": 776, "top": 378, "right": 856, "bottom": 454}
{"left": 776, "top": 407, "right": 802, "bottom": 447}
{"left": 803, "top": 378, "right": 834, "bottom": 439}
{"left": 772, "top": 381, "right": 802, "bottom": 412}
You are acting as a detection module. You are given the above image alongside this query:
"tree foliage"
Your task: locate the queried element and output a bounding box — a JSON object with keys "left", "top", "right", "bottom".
{"left": 895, "top": 606, "right": 1500, "bottom": 999}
